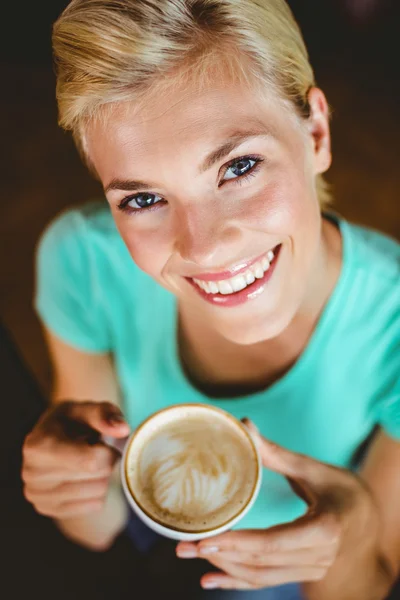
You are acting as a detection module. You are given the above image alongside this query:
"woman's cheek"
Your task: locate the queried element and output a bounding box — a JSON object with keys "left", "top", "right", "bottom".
{"left": 120, "top": 224, "right": 172, "bottom": 279}
{"left": 238, "top": 177, "right": 301, "bottom": 235}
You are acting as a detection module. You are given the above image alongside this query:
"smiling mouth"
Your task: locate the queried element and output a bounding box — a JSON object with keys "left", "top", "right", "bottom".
{"left": 190, "top": 245, "right": 281, "bottom": 297}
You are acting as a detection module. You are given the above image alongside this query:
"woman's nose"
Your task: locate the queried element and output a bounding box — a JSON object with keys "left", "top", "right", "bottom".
{"left": 174, "top": 208, "right": 241, "bottom": 268}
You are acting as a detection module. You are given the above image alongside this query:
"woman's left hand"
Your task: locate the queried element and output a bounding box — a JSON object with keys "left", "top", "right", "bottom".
{"left": 176, "top": 423, "right": 380, "bottom": 591}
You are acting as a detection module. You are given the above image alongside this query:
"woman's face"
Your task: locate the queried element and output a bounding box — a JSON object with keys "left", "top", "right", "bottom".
{"left": 86, "top": 76, "right": 331, "bottom": 345}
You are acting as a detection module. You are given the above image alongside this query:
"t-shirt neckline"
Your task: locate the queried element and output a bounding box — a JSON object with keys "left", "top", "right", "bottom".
{"left": 167, "top": 212, "right": 352, "bottom": 404}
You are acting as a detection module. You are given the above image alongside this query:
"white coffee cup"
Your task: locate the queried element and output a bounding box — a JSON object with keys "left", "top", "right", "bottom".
{"left": 106, "top": 404, "right": 261, "bottom": 541}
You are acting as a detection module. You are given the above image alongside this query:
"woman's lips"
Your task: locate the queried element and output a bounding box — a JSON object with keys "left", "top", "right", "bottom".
{"left": 188, "top": 249, "right": 275, "bottom": 282}
{"left": 187, "top": 245, "right": 281, "bottom": 307}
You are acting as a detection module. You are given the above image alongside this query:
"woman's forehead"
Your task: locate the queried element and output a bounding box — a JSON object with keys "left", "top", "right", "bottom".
{"left": 86, "top": 80, "right": 287, "bottom": 154}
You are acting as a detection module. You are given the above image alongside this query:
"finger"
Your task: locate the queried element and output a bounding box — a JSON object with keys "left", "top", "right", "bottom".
{"left": 241, "top": 418, "right": 260, "bottom": 438}
{"left": 242, "top": 420, "right": 346, "bottom": 497}
{"left": 202, "top": 546, "right": 335, "bottom": 568}
{"left": 242, "top": 420, "right": 318, "bottom": 501}
{"left": 22, "top": 464, "right": 114, "bottom": 485}
{"left": 257, "top": 434, "right": 316, "bottom": 480}
{"left": 257, "top": 431, "right": 346, "bottom": 493}
{"left": 203, "top": 556, "right": 325, "bottom": 588}
{"left": 286, "top": 477, "right": 318, "bottom": 509}
{"left": 25, "top": 477, "right": 109, "bottom": 505}
{"left": 176, "top": 542, "right": 198, "bottom": 558}
{"left": 34, "top": 498, "right": 104, "bottom": 519}
{"left": 23, "top": 438, "right": 118, "bottom": 474}
{"left": 61, "top": 401, "right": 130, "bottom": 438}
{"left": 201, "top": 574, "right": 253, "bottom": 591}
{"left": 198, "top": 516, "right": 338, "bottom": 555}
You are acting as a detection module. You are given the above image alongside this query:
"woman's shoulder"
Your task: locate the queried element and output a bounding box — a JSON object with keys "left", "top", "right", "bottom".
{"left": 325, "top": 214, "right": 399, "bottom": 336}
{"left": 341, "top": 217, "right": 400, "bottom": 284}
{"left": 37, "top": 199, "right": 134, "bottom": 268}
{"left": 37, "top": 198, "right": 164, "bottom": 311}
{"left": 335, "top": 216, "right": 399, "bottom": 339}
{"left": 36, "top": 198, "right": 146, "bottom": 295}
{"left": 39, "top": 199, "right": 119, "bottom": 247}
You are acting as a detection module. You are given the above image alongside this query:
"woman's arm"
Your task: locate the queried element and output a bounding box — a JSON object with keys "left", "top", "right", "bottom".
{"left": 40, "top": 328, "right": 129, "bottom": 551}
{"left": 359, "top": 430, "right": 400, "bottom": 578}
{"left": 303, "top": 429, "right": 400, "bottom": 600}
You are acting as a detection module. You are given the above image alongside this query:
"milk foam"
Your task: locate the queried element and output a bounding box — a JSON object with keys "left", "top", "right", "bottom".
{"left": 126, "top": 407, "right": 258, "bottom": 532}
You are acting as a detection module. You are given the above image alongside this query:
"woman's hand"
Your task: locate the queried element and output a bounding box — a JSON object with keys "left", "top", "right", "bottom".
{"left": 22, "top": 400, "right": 130, "bottom": 519}
{"left": 176, "top": 422, "right": 380, "bottom": 592}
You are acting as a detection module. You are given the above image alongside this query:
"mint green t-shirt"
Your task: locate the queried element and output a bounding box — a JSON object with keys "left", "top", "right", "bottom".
{"left": 34, "top": 201, "right": 400, "bottom": 530}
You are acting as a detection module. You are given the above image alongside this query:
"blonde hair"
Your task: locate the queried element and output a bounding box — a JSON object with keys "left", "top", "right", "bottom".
{"left": 53, "top": 0, "right": 331, "bottom": 206}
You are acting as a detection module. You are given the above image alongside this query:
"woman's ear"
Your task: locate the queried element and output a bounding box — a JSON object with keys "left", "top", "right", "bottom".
{"left": 307, "top": 87, "right": 332, "bottom": 175}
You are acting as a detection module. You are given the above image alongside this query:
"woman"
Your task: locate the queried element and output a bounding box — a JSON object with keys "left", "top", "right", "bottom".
{"left": 22, "top": 1, "right": 400, "bottom": 598}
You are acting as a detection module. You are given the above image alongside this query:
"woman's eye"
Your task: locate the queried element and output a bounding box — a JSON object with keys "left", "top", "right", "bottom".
{"left": 222, "top": 156, "right": 260, "bottom": 182}
{"left": 117, "top": 155, "right": 263, "bottom": 215}
{"left": 118, "top": 192, "right": 163, "bottom": 213}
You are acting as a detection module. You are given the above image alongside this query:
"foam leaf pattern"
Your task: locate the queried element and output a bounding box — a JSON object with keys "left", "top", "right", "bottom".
{"left": 139, "top": 423, "right": 245, "bottom": 517}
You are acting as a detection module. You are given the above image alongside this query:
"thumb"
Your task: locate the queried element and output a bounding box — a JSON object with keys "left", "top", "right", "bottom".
{"left": 62, "top": 400, "right": 130, "bottom": 438}
{"left": 242, "top": 418, "right": 320, "bottom": 499}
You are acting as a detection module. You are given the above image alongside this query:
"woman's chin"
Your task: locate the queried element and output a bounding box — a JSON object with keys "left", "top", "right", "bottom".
{"left": 213, "top": 310, "right": 294, "bottom": 346}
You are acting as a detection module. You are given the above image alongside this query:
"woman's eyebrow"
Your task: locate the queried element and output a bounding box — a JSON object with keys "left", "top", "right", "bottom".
{"left": 199, "top": 128, "right": 273, "bottom": 174}
{"left": 104, "top": 126, "right": 272, "bottom": 194}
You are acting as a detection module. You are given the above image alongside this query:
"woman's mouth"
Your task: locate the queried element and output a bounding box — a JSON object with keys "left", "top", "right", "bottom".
{"left": 186, "top": 245, "right": 281, "bottom": 307}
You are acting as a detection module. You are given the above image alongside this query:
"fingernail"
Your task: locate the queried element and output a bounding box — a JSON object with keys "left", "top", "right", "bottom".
{"left": 107, "top": 414, "right": 125, "bottom": 426}
{"left": 200, "top": 546, "right": 219, "bottom": 555}
{"left": 177, "top": 548, "right": 198, "bottom": 559}
{"left": 241, "top": 418, "right": 259, "bottom": 435}
{"left": 202, "top": 580, "right": 219, "bottom": 589}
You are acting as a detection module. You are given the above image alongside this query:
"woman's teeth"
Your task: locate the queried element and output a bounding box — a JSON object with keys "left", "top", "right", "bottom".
{"left": 193, "top": 250, "right": 275, "bottom": 296}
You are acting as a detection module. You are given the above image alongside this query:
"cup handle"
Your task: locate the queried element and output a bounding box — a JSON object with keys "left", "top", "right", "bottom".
{"left": 101, "top": 435, "right": 128, "bottom": 455}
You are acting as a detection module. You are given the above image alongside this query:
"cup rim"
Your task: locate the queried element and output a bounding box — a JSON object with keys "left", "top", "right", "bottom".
{"left": 122, "top": 403, "right": 261, "bottom": 535}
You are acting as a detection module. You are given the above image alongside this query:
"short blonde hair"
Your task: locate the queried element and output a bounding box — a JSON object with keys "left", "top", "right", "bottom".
{"left": 53, "top": 0, "right": 331, "bottom": 206}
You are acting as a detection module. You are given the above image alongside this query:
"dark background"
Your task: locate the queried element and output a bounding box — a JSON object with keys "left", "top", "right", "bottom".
{"left": 0, "top": 1, "right": 399, "bottom": 598}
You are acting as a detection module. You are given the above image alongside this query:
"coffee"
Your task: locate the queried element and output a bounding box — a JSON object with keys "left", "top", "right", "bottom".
{"left": 124, "top": 405, "right": 259, "bottom": 533}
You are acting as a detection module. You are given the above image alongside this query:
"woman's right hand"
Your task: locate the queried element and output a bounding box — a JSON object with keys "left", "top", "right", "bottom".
{"left": 22, "top": 400, "right": 130, "bottom": 519}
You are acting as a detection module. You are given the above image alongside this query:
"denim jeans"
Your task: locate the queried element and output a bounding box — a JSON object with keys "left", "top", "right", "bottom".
{"left": 195, "top": 584, "right": 302, "bottom": 599}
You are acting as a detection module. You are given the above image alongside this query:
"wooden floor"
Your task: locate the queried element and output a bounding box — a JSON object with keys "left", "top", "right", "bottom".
{"left": 1, "top": 2, "right": 399, "bottom": 396}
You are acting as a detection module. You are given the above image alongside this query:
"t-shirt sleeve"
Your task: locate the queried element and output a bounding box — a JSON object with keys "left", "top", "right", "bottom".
{"left": 379, "top": 394, "right": 400, "bottom": 440}
{"left": 34, "top": 210, "right": 111, "bottom": 353}
{"left": 376, "top": 306, "right": 400, "bottom": 440}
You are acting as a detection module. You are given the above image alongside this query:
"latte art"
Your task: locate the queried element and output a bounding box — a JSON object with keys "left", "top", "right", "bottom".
{"left": 142, "top": 427, "right": 242, "bottom": 514}
{"left": 125, "top": 407, "right": 259, "bottom": 532}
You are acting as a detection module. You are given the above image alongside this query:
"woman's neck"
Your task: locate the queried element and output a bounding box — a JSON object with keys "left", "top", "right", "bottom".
{"left": 178, "top": 217, "right": 343, "bottom": 398}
